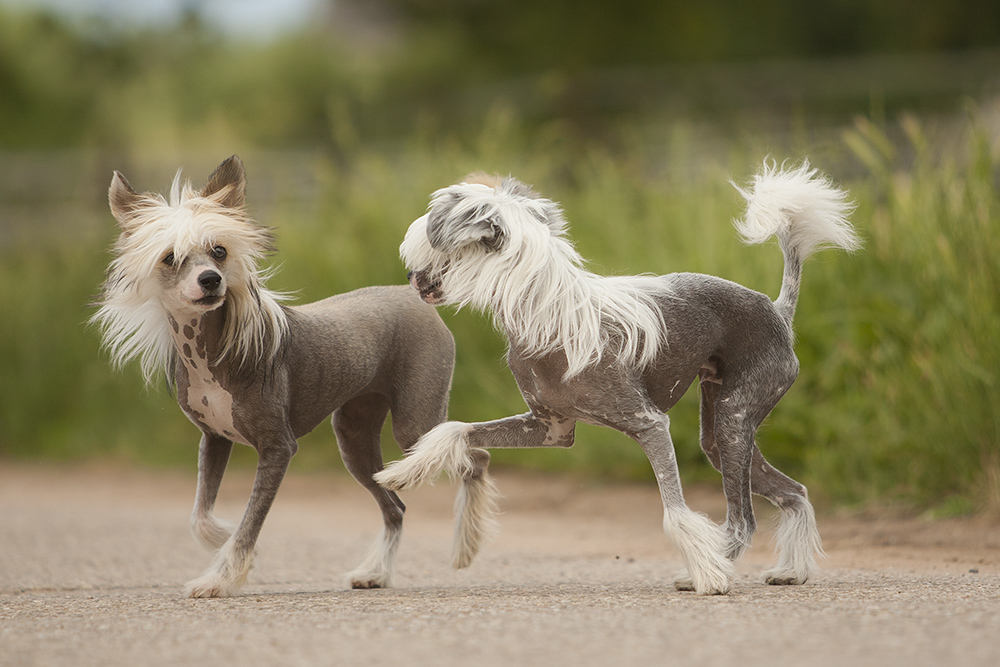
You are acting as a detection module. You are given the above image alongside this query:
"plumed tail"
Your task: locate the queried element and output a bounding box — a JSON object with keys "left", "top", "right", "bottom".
{"left": 732, "top": 160, "right": 860, "bottom": 325}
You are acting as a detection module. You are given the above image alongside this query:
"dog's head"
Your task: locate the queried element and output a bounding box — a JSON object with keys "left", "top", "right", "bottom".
{"left": 401, "top": 173, "right": 573, "bottom": 310}
{"left": 106, "top": 155, "right": 274, "bottom": 318}
{"left": 95, "top": 156, "right": 288, "bottom": 382}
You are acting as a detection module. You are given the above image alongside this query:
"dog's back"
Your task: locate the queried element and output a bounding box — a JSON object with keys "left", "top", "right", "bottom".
{"left": 640, "top": 272, "right": 795, "bottom": 411}
{"left": 278, "top": 285, "right": 455, "bottom": 438}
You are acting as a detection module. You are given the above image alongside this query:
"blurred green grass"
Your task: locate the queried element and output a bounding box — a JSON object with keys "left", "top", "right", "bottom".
{"left": 1, "top": 108, "right": 997, "bottom": 515}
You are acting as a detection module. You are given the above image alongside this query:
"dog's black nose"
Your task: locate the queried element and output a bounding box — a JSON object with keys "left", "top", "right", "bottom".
{"left": 406, "top": 271, "right": 414, "bottom": 281}
{"left": 198, "top": 270, "right": 222, "bottom": 291}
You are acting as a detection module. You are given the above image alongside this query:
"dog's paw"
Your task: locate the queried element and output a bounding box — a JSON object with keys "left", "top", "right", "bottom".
{"left": 681, "top": 556, "right": 734, "bottom": 595}
{"left": 185, "top": 573, "right": 240, "bottom": 598}
{"left": 694, "top": 574, "right": 733, "bottom": 595}
{"left": 673, "top": 569, "right": 731, "bottom": 595}
{"left": 185, "top": 546, "right": 253, "bottom": 598}
{"left": 347, "top": 570, "right": 391, "bottom": 590}
{"left": 763, "top": 569, "right": 808, "bottom": 586}
{"left": 673, "top": 573, "right": 695, "bottom": 592}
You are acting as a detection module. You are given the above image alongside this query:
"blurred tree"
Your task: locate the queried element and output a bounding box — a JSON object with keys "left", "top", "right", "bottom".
{"left": 387, "top": 0, "right": 1000, "bottom": 72}
{"left": 3, "top": 0, "right": 1000, "bottom": 150}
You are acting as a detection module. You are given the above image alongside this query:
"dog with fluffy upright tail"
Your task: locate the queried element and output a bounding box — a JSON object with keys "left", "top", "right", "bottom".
{"left": 92, "top": 156, "right": 455, "bottom": 597}
{"left": 375, "top": 161, "right": 859, "bottom": 595}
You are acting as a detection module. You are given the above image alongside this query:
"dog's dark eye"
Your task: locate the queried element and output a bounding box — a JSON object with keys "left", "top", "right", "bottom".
{"left": 211, "top": 246, "right": 227, "bottom": 261}
{"left": 162, "top": 252, "right": 175, "bottom": 266}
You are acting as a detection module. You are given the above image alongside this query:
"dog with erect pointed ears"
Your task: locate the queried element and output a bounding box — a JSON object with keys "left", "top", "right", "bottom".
{"left": 92, "top": 156, "right": 456, "bottom": 597}
{"left": 375, "top": 160, "right": 860, "bottom": 595}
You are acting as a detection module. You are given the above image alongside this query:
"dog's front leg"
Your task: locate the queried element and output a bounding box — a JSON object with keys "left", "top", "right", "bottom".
{"left": 190, "top": 432, "right": 236, "bottom": 550}
{"left": 186, "top": 438, "right": 297, "bottom": 598}
{"left": 375, "top": 411, "right": 575, "bottom": 490}
{"left": 615, "top": 411, "right": 734, "bottom": 595}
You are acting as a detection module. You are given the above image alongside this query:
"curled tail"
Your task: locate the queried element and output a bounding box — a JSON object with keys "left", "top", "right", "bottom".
{"left": 732, "top": 160, "right": 860, "bottom": 325}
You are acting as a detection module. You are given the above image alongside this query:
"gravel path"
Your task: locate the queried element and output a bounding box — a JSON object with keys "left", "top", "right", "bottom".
{"left": 1, "top": 464, "right": 998, "bottom": 666}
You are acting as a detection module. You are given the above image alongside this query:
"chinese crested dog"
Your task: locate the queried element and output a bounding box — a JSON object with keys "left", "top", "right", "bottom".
{"left": 92, "top": 156, "right": 455, "bottom": 597}
{"left": 376, "top": 161, "right": 859, "bottom": 595}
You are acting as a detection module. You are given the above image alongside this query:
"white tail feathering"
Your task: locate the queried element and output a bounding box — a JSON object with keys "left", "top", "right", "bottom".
{"left": 732, "top": 159, "right": 861, "bottom": 257}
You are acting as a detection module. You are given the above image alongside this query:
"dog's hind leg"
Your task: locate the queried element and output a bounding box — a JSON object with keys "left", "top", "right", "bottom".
{"left": 186, "top": 436, "right": 297, "bottom": 598}
{"left": 750, "top": 449, "right": 823, "bottom": 585}
{"left": 702, "top": 383, "right": 758, "bottom": 563}
{"left": 190, "top": 433, "right": 237, "bottom": 550}
{"left": 698, "top": 376, "right": 821, "bottom": 585}
{"left": 333, "top": 394, "right": 404, "bottom": 589}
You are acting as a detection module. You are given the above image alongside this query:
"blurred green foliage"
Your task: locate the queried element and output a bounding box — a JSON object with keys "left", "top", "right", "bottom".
{"left": 4, "top": 2, "right": 1000, "bottom": 150}
{"left": 393, "top": 0, "right": 1000, "bottom": 69}
{"left": 1, "top": 4, "right": 998, "bottom": 514}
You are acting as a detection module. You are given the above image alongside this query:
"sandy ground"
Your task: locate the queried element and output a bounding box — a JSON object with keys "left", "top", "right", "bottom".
{"left": 1, "top": 463, "right": 998, "bottom": 667}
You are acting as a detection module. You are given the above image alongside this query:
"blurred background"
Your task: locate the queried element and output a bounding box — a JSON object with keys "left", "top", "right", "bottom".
{"left": 1, "top": 0, "right": 998, "bottom": 514}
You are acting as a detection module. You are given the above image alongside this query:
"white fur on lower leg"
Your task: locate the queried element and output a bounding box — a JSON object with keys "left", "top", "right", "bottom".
{"left": 764, "top": 499, "right": 823, "bottom": 585}
{"left": 451, "top": 472, "right": 501, "bottom": 569}
{"left": 346, "top": 526, "right": 401, "bottom": 589}
{"left": 374, "top": 421, "right": 475, "bottom": 490}
{"left": 663, "top": 507, "right": 735, "bottom": 595}
{"left": 185, "top": 539, "right": 255, "bottom": 598}
{"left": 190, "top": 512, "right": 236, "bottom": 551}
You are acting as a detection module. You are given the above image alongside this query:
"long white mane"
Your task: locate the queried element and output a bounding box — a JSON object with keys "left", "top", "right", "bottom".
{"left": 92, "top": 173, "right": 289, "bottom": 384}
{"left": 402, "top": 177, "right": 668, "bottom": 379}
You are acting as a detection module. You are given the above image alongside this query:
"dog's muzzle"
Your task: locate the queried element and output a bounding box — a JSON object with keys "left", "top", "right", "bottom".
{"left": 408, "top": 270, "right": 444, "bottom": 305}
{"left": 194, "top": 269, "right": 224, "bottom": 306}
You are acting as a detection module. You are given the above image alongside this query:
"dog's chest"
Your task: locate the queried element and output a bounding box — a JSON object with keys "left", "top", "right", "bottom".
{"left": 172, "top": 320, "right": 248, "bottom": 445}
{"left": 182, "top": 367, "right": 247, "bottom": 444}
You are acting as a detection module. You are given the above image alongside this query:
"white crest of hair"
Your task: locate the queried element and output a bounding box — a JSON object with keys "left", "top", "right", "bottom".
{"left": 404, "top": 179, "right": 668, "bottom": 380}
{"left": 92, "top": 171, "right": 290, "bottom": 384}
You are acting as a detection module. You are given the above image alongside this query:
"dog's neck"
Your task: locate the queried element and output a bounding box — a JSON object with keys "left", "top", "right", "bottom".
{"left": 164, "top": 302, "right": 251, "bottom": 443}
{"left": 166, "top": 304, "right": 228, "bottom": 375}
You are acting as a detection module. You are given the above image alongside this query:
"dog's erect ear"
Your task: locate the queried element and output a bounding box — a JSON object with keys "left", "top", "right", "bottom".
{"left": 109, "top": 171, "right": 145, "bottom": 232}
{"left": 426, "top": 187, "right": 506, "bottom": 253}
{"left": 202, "top": 155, "right": 246, "bottom": 209}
